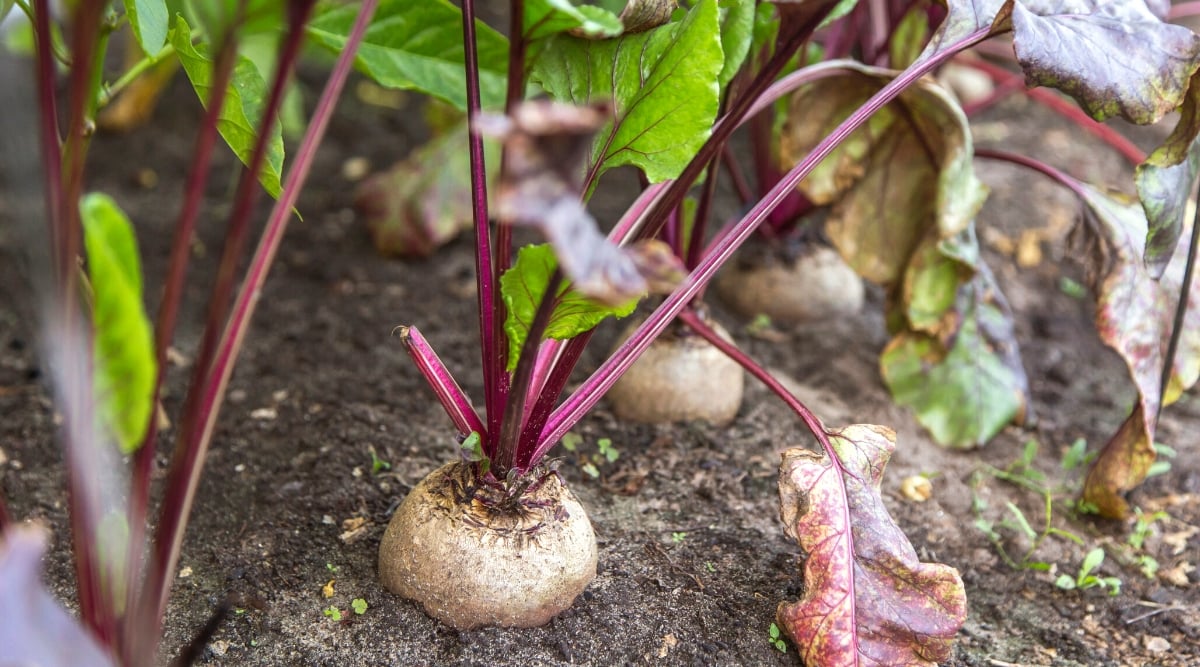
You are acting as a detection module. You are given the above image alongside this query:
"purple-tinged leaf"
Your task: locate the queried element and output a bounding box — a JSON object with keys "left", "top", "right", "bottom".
{"left": 355, "top": 122, "right": 494, "bottom": 258}
{"left": 777, "top": 425, "right": 967, "bottom": 666}
{"left": 479, "top": 101, "right": 686, "bottom": 304}
{"left": 1005, "top": 0, "right": 1200, "bottom": 124}
{"left": 1136, "top": 70, "right": 1200, "bottom": 277}
{"left": 0, "top": 524, "right": 117, "bottom": 667}
{"left": 1075, "top": 185, "right": 1200, "bottom": 517}
{"left": 919, "top": 0, "right": 1008, "bottom": 60}
{"left": 881, "top": 267, "right": 1029, "bottom": 449}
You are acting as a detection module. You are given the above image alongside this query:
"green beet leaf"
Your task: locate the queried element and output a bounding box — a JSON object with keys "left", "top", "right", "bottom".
{"left": 306, "top": 0, "right": 509, "bottom": 111}
{"left": 777, "top": 425, "right": 967, "bottom": 665}
{"left": 81, "top": 193, "right": 157, "bottom": 454}
{"left": 530, "top": 0, "right": 723, "bottom": 184}
{"left": 125, "top": 0, "right": 169, "bottom": 54}
{"left": 501, "top": 244, "right": 638, "bottom": 372}
{"left": 881, "top": 269, "right": 1028, "bottom": 449}
{"left": 525, "top": 0, "right": 623, "bottom": 41}
{"left": 717, "top": 0, "right": 754, "bottom": 90}
{"left": 171, "top": 16, "right": 284, "bottom": 198}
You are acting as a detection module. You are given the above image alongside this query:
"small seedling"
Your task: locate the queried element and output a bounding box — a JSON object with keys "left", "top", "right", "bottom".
{"left": 671, "top": 532, "right": 687, "bottom": 544}
{"left": 767, "top": 623, "right": 787, "bottom": 653}
{"left": 565, "top": 435, "right": 619, "bottom": 479}
{"left": 1055, "top": 548, "right": 1122, "bottom": 596}
{"left": 597, "top": 438, "right": 619, "bottom": 463}
{"left": 351, "top": 598, "right": 368, "bottom": 615}
{"left": 323, "top": 606, "right": 343, "bottom": 621}
{"left": 368, "top": 446, "right": 392, "bottom": 474}
{"left": 1128, "top": 508, "right": 1169, "bottom": 550}
{"left": 1146, "top": 443, "right": 1176, "bottom": 479}
{"left": 705, "top": 562, "right": 716, "bottom": 573}
{"left": 1060, "top": 438, "right": 1095, "bottom": 472}
{"left": 1058, "top": 276, "right": 1087, "bottom": 299}
{"left": 325, "top": 563, "right": 339, "bottom": 573}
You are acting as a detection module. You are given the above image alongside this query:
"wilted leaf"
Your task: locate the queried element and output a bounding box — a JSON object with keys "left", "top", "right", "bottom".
{"left": 1004, "top": 0, "right": 1200, "bottom": 125}
{"left": 172, "top": 16, "right": 285, "bottom": 198}
{"left": 525, "top": 0, "right": 623, "bottom": 40}
{"left": 355, "top": 122, "right": 497, "bottom": 258}
{"left": 1136, "top": 70, "right": 1200, "bottom": 277}
{"left": 780, "top": 62, "right": 987, "bottom": 285}
{"left": 777, "top": 425, "right": 967, "bottom": 666}
{"left": 479, "top": 101, "right": 686, "bottom": 304}
{"left": 0, "top": 525, "right": 117, "bottom": 667}
{"left": 307, "top": 0, "right": 509, "bottom": 110}
{"left": 529, "top": 0, "right": 723, "bottom": 183}
{"left": 1075, "top": 185, "right": 1200, "bottom": 517}
{"left": 500, "top": 244, "right": 639, "bottom": 371}
{"left": 81, "top": 193, "right": 157, "bottom": 454}
{"left": 617, "top": 0, "right": 677, "bottom": 33}
{"left": 881, "top": 267, "right": 1028, "bottom": 449}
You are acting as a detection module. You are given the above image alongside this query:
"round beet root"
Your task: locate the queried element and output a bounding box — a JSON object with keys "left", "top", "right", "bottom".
{"left": 716, "top": 244, "right": 863, "bottom": 325}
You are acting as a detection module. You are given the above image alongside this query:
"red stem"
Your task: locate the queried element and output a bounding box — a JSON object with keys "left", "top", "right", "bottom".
{"left": 721, "top": 144, "right": 754, "bottom": 206}
{"left": 461, "top": 0, "right": 501, "bottom": 448}
{"left": 123, "top": 27, "right": 240, "bottom": 648}
{"left": 399, "top": 326, "right": 487, "bottom": 437}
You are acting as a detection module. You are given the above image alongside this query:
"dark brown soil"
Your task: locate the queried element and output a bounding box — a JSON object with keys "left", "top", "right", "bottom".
{"left": 2, "top": 73, "right": 1199, "bottom": 667}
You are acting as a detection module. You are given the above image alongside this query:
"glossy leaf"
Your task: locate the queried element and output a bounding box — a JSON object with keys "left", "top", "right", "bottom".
{"left": 780, "top": 62, "right": 988, "bottom": 285}
{"left": 881, "top": 268, "right": 1028, "bottom": 449}
{"left": 172, "top": 16, "right": 284, "bottom": 198}
{"left": 306, "top": 0, "right": 509, "bottom": 110}
{"left": 525, "top": 0, "right": 623, "bottom": 40}
{"left": 1076, "top": 185, "right": 1200, "bottom": 517}
{"left": 1005, "top": 0, "right": 1200, "bottom": 125}
{"left": 355, "top": 122, "right": 497, "bottom": 258}
{"left": 81, "top": 193, "right": 157, "bottom": 454}
{"left": 529, "top": 0, "right": 723, "bottom": 183}
{"left": 500, "top": 244, "right": 638, "bottom": 372}
{"left": 1136, "top": 70, "right": 1200, "bottom": 278}
{"left": 124, "top": 0, "right": 168, "bottom": 54}
{"left": 0, "top": 525, "right": 117, "bottom": 667}
{"left": 479, "top": 101, "right": 686, "bottom": 304}
{"left": 777, "top": 425, "right": 967, "bottom": 666}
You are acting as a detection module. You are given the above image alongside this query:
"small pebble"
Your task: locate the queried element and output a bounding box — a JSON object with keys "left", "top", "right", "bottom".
{"left": 342, "top": 157, "right": 370, "bottom": 181}
{"left": 250, "top": 407, "right": 277, "bottom": 421}
{"left": 900, "top": 475, "right": 933, "bottom": 502}
{"left": 179, "top": 566, "right": 192, "bottom": 578}
{"left": 235, "top": 464, "right": 246, "bottom": 473}
{"left": 1144, "top": 636, "right": 1170, "bottom": 653}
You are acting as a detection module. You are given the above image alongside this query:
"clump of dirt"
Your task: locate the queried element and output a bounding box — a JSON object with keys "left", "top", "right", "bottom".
{"left": 1, "top": 79, "right": 1197, "bottom": 666}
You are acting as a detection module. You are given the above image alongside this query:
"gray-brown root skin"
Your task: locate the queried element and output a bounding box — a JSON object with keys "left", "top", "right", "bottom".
{"left": 716, "top": 246, "right": 864, "bottom": 325}
{"left": 605, "top": 316, "right": 744, "bottom": 425}
{"left": 378, "top": 461, "right": 598, "bottom": 630}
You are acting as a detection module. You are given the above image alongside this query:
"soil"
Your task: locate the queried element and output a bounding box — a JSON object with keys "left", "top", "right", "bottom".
{"left": 2, "top": 70, "right": 1199, "bottom": 667}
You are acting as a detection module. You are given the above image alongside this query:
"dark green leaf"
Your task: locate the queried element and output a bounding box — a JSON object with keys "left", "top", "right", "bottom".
{"left": 881, "top": 269, "right": 1029, "bottom": 449}
{"left": 1007, "top": 0, "right": 1200, "bottom": 124}
{"left": 525, "top": 0, "right": 623, "bottom": 40}
{"left": 1136, "top": 70, "right": 1200, "bottom": 277}
{"left": 530, "top": 0, "right": 723, "bottom": 183}
{"left": 124, "top": 0, "right": 169, "bottom": 53}
{"left": 171, "top": 16, "right": 284, "bottom": 197}
{"left": 500, "top": 244, "right": 637, "bottom": 372}
{"left": 306, "top": 0, "right": 509, "bottom": 110}
{"left": 81, "top": 193, "right": 157, "bottom": 454}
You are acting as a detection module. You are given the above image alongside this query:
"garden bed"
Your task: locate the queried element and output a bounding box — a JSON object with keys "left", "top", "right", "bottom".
{"left": 2, "top": 76, "right": 1198, "bottom": 666}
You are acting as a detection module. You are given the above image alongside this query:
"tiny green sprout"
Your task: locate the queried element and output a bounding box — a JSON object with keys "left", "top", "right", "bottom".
{"left": 1058, "top": 275, "right": 1087, "bottom": 299}
{"left": 351, "top": 598, "right": 368, "bottom": 615}
{"left": 233, "top": 608, "right": 246, "bottom": 616}
{"left": 705, "top": 561, "right": 716, "bottom": 573}
{"left": 581, "top": 462, "right": 600, "bottom": 478}
{"left": 597, "top": 437, "right": 619, "bottom": 463}
{"left": 561, "top": 432, "right": 583, "bottom": 452}
{"left": 1060, "top": 438, "right": 1094, "bottom": 471}
{"left": 767, "top": 622, "right": 787, "bottom": 653}
{"left": 671, "top": 531, "right": 687, "bottom": 544}
{"left": 325, "top": 562, "right": 339, "bottom": 572}
{"left": 250, "top": 639, "right": 259, "bottom": 647}
{"left": 368, "top": 446, "right": 391, "bottom": 474}
{"left": 1055, "top": 547, "right": 1121, "bottom": 596}
{"left": 323, "top": 606, "right": 343, "bottom": 621}
{"left": 1146, "top": 443, "right": 1176, "bottom": 479}
{"left": 1128, "top": 508, "right": 1169, "bottom": 550}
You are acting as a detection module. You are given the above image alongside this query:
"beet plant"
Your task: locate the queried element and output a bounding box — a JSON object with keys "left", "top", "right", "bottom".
{"left": 355, "top": 0, "right": 1200, "bottom": 661}
{"left": 0, "top": 0, "right": 379, "bottom": 664}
